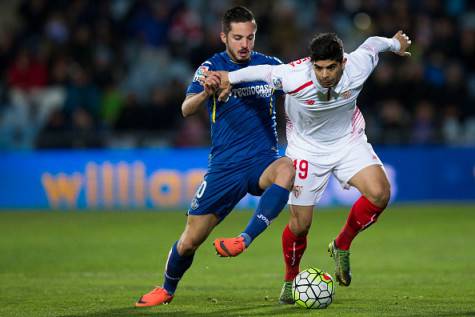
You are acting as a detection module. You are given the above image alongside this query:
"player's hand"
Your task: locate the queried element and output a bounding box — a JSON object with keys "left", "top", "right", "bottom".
{"left": 393, "top": 30, "right": 411, "bottom": 57}
{"left": 214, "top": 71, "right": 232, "bottom": 102}
{"left": 206, "top": 71, "right": 232, "bottom": 102}
{"left": 202, "top": 71, "right": 221, "bottom": 96}
{"left": 215, "top": 71, "right": 231, "bottom": 90}
{"left": 218, "top": 84, "right": 232, "bottom": 102}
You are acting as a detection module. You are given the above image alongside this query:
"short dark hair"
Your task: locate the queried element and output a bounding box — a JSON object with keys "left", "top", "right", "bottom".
{"left": 309, "top": 33, "right": 344, "bottom": 62}
{"left": 222, "top": 6, "right": 256, "bottom": 34}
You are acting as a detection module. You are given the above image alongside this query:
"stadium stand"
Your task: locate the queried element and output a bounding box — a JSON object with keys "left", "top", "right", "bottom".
{"left": 0, "top": 0, "right": 474, "bottom": 149}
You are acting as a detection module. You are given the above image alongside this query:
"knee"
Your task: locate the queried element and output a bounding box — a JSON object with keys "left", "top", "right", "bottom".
{"left": 366, "top": 184, "right": 391, "bottom": 208}
{"left": 276, "top": 159, "right": 296, "bottom": 190}
{"left": 177, "top": 237, "right": 201, "bottom": 256}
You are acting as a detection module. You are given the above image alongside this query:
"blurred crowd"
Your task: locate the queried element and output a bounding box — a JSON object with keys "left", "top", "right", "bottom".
{"left": 0, "top": 0, "right": 474, "bottom": 150}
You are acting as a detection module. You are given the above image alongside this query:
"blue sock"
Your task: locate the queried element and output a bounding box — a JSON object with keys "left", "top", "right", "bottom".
{"left": 241, "top": 184, "right": 289, "bottom": 247}
{"left": 163, "top": 241, "right": 194, "bottom": 295}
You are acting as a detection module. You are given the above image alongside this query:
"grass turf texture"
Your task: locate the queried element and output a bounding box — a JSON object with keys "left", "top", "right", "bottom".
{"left": 1, "top": 204, "right": 474, "bottom": 317}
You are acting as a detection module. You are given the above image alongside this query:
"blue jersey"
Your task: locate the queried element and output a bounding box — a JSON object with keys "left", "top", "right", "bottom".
{"left": 186, "top": 51, "right": 283, "bottom": 167}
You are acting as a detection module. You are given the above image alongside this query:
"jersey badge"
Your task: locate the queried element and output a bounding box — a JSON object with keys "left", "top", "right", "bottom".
{"left": 193, "top": 65, "right": 209, "bottom": 83}
{"left": 272, "top": 77, "right": 283, "bottom": 89}
{"left": 341, "top": 90, "right": 352, "bottom": 99}
{"left": 293, "top": 185, "right": 303, "bottom": 198}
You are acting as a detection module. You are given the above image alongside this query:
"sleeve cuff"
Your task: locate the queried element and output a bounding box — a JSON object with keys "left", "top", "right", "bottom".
{"left": 391, "top": 38, "right": 401, "bottom": 52}
{"left": 228, "top": 71, "right": 238, "bottom": 84}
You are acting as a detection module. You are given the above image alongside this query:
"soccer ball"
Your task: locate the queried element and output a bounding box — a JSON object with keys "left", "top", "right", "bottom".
{"left": 292, "top": 268, "right": 335, "bottom": 309}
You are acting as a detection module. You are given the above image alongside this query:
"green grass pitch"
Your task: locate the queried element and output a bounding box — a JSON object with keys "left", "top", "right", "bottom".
{"left": 1, "top": 204, "right": 474, "bottom": 316}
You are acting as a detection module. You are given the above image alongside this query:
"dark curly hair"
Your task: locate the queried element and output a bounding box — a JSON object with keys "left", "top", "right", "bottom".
{"left": 222, "top": 6, "right": 256, "bottom": 34}
{"left": 309, "top": 33, "right": 344, "bottom": 62}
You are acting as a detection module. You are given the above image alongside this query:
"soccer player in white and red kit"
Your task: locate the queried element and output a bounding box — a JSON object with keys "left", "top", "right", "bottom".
{"left": 211, "top": 31, "right": 411, "bottom": 302}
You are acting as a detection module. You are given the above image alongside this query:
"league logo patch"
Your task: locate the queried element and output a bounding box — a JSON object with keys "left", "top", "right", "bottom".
{"left": 190, "top": 197, "right": 199, "bottom": 210}
{"left": 193, "top": 65, "right": 209, "bottom": 83}
{"left": 272, "top": 77, "right": 283, "bottom": 89}
{"left": 293, "top": 185, "right": 303, "bottom": 198}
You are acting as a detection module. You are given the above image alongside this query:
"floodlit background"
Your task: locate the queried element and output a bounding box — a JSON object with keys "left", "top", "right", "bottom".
{"left": 0, "top": 0, "right": 474, "bottom": 149}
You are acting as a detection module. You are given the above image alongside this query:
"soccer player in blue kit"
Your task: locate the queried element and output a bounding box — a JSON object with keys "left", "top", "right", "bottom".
{"left": 135, "top": 6, "right": 295, "bottom": 307}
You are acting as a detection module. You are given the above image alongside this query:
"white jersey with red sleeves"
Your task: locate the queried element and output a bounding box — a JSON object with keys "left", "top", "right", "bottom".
{"left": 228, "top": 36, "right": 400, "bottom": 159}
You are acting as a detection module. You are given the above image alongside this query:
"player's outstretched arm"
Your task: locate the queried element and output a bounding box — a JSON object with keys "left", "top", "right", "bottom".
{"left": 207, "top": 64, "right": 283, "bottom": 101}
{"left": 392, "top": 30, "right": 411, "bottom": 56}
{"left": 349, "top": 31, "right": 412, "bottom": 82}
{"left": 356, "top": 33, "right": 410, "bottom": 57}
{"left": 181, "top": 72, "right": 221, "bottom": 117}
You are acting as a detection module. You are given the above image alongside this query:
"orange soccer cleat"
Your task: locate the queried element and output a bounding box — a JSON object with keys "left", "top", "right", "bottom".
{"left": 135, "top": 287, "right": 174, "bottom": 307}
{"left": 214, "top": 236, "right": 246, "bottom": 257}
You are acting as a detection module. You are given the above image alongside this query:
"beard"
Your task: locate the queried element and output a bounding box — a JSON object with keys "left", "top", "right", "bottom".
{"left": 226, "top": 42, "right": 251, "bottom": 62}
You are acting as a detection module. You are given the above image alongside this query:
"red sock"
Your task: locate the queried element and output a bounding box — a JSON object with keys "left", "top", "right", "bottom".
{"left": 335, "top": 196, "right": 385, "bottom": 251}
{"left": 282, "top": 224, "right": 307, "bottom": 281}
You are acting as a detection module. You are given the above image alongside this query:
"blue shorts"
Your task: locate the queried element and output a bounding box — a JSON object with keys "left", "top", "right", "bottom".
{"left": 188, "top": 154, "right": 279, "bottom": 220}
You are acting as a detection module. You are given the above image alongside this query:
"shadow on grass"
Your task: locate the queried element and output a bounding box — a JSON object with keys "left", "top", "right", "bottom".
{"left": 59, "top": 303, "right": 313, "bottom": 317}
